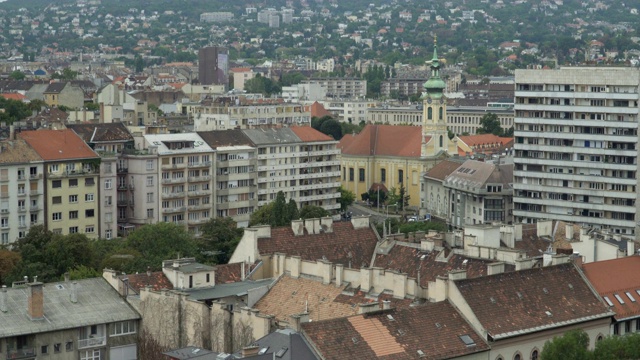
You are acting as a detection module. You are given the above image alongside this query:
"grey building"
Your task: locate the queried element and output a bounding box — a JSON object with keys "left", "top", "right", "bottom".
{"left": 0, "top": 277, "right": 140, "bottom": 360}
{"left": 198, "top": 47, "right": 228, "bottom": 86}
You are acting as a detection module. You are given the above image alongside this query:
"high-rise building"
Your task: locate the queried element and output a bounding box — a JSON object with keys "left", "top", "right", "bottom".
{"left": 513, "top": 67, "right": 640, "bottom": 235}
{"left": 198, "top": 46, "right": 228, "bottom": 86}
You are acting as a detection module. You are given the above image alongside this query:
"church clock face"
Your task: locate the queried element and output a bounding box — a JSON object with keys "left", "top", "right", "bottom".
{"left": 427, "top": 98, "right": 433, "bottom": 104}
{"left": 439, "top": 99, "right": 444, "bottom": 104}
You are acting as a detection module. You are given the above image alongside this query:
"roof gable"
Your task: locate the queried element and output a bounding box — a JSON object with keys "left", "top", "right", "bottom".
{"left": 19, "top": 129, "right": 99, "bottom": 161}
{"left": 582, "top": 256, "right": 640, "bottom": 320}
{"left": 67, "top": 123, "right": 134, "bottom": 143}
{"left": 339, "top": 125, "right": 423, "bottom": 158}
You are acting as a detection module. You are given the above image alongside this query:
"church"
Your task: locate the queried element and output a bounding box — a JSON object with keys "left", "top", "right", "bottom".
{"left": 339, "top": 41, "right": 458, "bottom": 208}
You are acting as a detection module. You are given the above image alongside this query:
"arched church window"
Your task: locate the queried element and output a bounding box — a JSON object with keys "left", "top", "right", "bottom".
{"left": 427, "top": 107, "right": 433, "bottom": 120}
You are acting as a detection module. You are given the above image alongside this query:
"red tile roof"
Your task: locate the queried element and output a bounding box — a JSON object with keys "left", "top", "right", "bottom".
{"left": 289, "top": 126, "right": 333, "bottom": 142}
{"left": 214, "top": 262, "right": 259, "bottom": 284}
{"left": 582, "top": 256, "right": 640, "bottom": 320}
{"left": 258, "top": 221, "right": 379, "bottom": 269}
{"left": 125, "top": 271, "right": 173, "bottom": 294}
{"left": 457, "top": 133, "right": 505, "bottom": 147}
{"left": 425, "top": 159, "right": 463, "bottom": 181}
{"left": 338, "top": 124, "right": 425, "bottom": 158}
{"left": 455, "top": 263, "right": 611, "bottom": 339}
{"left": 0, "top": 93, "right": 27, "bottom": 101}
{"left": 19, "top": 129, "right": 99, "bottom": 161}
{"left": 309, "top": 101, "right": 333, "bottom": 118}
{"left": 301, "top": 301, "right": 489, "bottom": 360}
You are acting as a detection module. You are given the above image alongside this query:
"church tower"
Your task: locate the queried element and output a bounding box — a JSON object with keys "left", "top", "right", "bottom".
{"left": 421, "top": 38, "right": 452, "bottom": 158}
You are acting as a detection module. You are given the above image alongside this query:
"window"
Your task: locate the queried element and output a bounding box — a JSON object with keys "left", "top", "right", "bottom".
{"left": 69, "top": 179, "right": 78, "bottom": 187}
{"left": 398, "top": 170, "right": 404, "bottom": 183}
{"left": 52, "top": 196, "right": 62, "bottom": 204}
{"left": 206, "top": 273, "right": 211, "bottom": 282}
{"left": 85, "top": 209, "right": 95, "bottom": 218}
{"left": 54, "top": 344, "right": 61, "bottom": 353}
{"left": 69, "top": 211, "right": 78, "bottom": 219}
{"left": 381, "top": 169, "right": 386, "bottom": 182}
{"left": 69, "top": 195, "right": 78, "bottom": 203}
{"left": 110, "top": 320, "right": 137, "bottom": 336}
{"left": 358, "top": 168, "right": 365, "bottom": 182}
{"left": 514, "top": 354, "right": 521, "bottom": 360}
{"left": 147, "top": 209, "right": 154, "bottom": 219}
{"left": 104, "top": 163, "right": 112, "bottom": 173}
{"left": 2, "top": 217, "right": 9, "bottom": 228}
{"left": 1, "top": 233, "right": 8, "bottom": 245}
{"left": 41, "top": 345, "right": 48, "bottom": 355}
{"left": 65, "top": 341, "right": 73, "bottom": 351}
{"left": 146, "top": 160, "right": 154, "bottom": 171}
{"left": 52, "top": 180, "right": 62, "bottom": 188}
{"left": 85, "top": 226, "right": 94, "bottom": 234}
{"left": 146, "top": 176, "right": 154, "bottom": 186}
{"left": 80, "top": 349, "right": 101, "bottom": 360}
{"left": 105, "top": 179, "right": 112, "bottom": 189}
{"left": 49, "top": 164, "right": 59, "bottom": 173}
{"left": 85, "top": 178, "right": 95, "bottom": 186}
{"left": 147, "top": 192, "right": 154, "bottom": 203}
{"left": 85, "top": 193, "right": 94, "bottom": 202}
{"left": 349, "top": 168, "right": 354, "bottom": 181}
{"left": 105, "top": 229, "right": 112, "bottom": 240}
{"left": 69, "top": 226, "right": 78, "bottom": 234}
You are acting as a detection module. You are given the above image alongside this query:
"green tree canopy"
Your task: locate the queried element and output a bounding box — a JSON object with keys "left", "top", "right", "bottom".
{"left": 299, "top": 205, "right": 330, "bottom": 219}
{"left": 541, "top": 329, "right": 591, "bottom": 360}
{"left": 249, "top": 191, "right": 301, "bottom": 227}
{"left": 9, "top": 70, "right": 25, "bottom": 80}
{"left": 477, "top": 113, "right": 503, "bottom": 136}
{"left": 200, "top": 217, "right": 244, "bottom": 264}
{"left": 338, "top": 186, "right": 355, "bottom": 212}
{"left": 244, "top": 74, "right": 281, "bottom": 96}
{"left": 124, "top": 222, "right": 199, "bottom": 271}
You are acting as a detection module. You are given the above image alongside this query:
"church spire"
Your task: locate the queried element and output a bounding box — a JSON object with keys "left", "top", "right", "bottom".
{"left": 422, "top": 37, "right": 446, "bottom": 99}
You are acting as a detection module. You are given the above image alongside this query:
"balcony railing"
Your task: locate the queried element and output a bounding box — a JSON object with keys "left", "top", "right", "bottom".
{"left": 6, "top": 347, "right": 36, "bottom": 359}
{"left": 78, "top": 336, "right": 106, "bottom": 349}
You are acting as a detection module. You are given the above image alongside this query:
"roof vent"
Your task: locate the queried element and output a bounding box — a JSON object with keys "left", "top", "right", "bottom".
{"left": 543, "top": 287, "right": 549, "bottom": 294}
{"left": 417, "top": 350, "right": 426, "bottom": 357}
{"left": 568, "top": 284, "right": 574, "bottom": 290}
{"left": 435, "top": 322, "right": 441, "bottom": 329}
{"left": 490, "top": 297, "right": 496, "bottom": 304}
{"left": 352, "top": 337, "right": 358, "bottom": 344}
{"left": 516, "top": 292, "right": 523, "bottom": 300}
{"left": 545, "top": 311, "right": 553, "bottom": 317}
{"left": 459, "top": 334, "right": 476, "bottom": 347}
{"left": 275, "top": 347, "right": 288, "bottom": 358}
{"left": 387, "top": 314, "right": 395, "bottom": 321}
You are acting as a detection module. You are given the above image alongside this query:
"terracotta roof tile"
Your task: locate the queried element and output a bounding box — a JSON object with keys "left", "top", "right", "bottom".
{"left": 289, "top": 126, "right": 333, "bottom": 142}
{"left": 301, "top": 301, "right": 489, "bottom": 360}
{"left": 197, "top": 129, "right": 255, "bottom": 148}
{"left": 309, "top": 101, "right": 333, "bottom": 118}
{"left": 258, "top": 222, "right": 379, "bottom": 269}
{"left": 19, "top": 129, "right": 99, "bottom": 161}
{"left": 373, "top": 243, "right": 509, "bottom": 287}
{"left": 582, "top": 256, "right": 640, "bottom": 320}
{"left": 455, "top": 263, "right": 611, "bottom": 338}
{"left": 67, "top": 123, "right": 134, "bottom": 143}
{"left": 0, "top": 93, "right": 27, "bottom": 101}
{"left": 0, "top": 139, "right": 43, "bottom": 164}
{"left": 338, "top": 125, "right": 424, "bottom": 157}
{"left": 123, "top": 271, "right": 173, "bottom": 294}
{"left": 425, "top": 159, "right": 464, "bottom": 181}
{"left": 214, "top": 262, "right": 259, "bottom": 284}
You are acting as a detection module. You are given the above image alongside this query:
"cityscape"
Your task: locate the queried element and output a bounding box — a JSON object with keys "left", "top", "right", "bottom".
{"left": 0, "top": 0, "right": 640, "bottom": 359}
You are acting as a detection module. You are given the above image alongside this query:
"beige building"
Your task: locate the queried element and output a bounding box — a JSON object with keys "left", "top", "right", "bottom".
{"left": 303, "top": 78, "right": 367, "bottom": 99}
{"left": 20, "top": 130, "right": 101, "bottom": 238}
{"left": 317, "top": 99, "right": 377, "bottom": 124}
{"left": 230, "top": 67, "right": 256, "bottom": 91}
{"left": 193, "top": 101, "right": 311, "bottom": 131}
{"left": 0, "top": 138, "right": 45, "bottom": 245}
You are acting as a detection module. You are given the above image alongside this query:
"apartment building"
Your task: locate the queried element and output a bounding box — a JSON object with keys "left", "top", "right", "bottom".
{"left": 0, "top": 139, "right": 44, "bottom": 245}
{"left": 198, "top": 130, "right": 258, "bottom": 228}
{"left": 67, "top": 123, "right": 136, "bottom": 240}
{"left": 19, "top": 130, "right": 101, "bottom": 238}
{"left": 317, "top": 99, "right": 376, "bottom": 124}
{"left": 303, "top": 78, "right": 367, "bottom": 99}
{"left": 0, "top": 277, "right": 140, "bottom": 360}
{"left": 513, "top": 67, "right": 640, "bottom": 235}
{"left": 244, "top": 127, "right": 341, "bottom": 212}
{"left": 144, "top": 133, "right": 214, "bottom": 236}
{"left": 367, "top": 105, "right": 514, "bottom": 134}
{"left": 193, "top": 102, "right": 311, "bottom": 131}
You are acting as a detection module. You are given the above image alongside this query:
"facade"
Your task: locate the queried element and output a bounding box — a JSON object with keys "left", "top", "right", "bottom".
{"left": 118, "top": 149, "right": 158, "bottom": 235}
{"left": 381, "top": 77, "right": 427, "bottom": 98}
{"left": 0, "top": 277, "right": 140, "bottom": 360}
{"left": 367, "top": 105, "right": 514, "bottom": 135}
{"left": 43, "top": 82, "right": 84, "bottom": 110}
{"left": 317, "top": 99, "right": 376, "bottom": 124}
{"left": 198, "top": 130, "right": 258, "bottom": 228}
{"left": 199, "top": 12, "right": 234, "bottom": 22}
{"left": 0, "top": 139, "right": 44, "bottom": 245}
{"left": 193, "top": 102, "right": 311, "bottom": 131}
{"left": 67, "top": 123, "right": 135, "bottom": 240}
{"left": 281, "top": 83, "right": 325, "bottom": 103}
{"left": 444, "top": 159, "right": 514, "bottom": 228}
{"left": 244, "top": 127, "right": 341, "bottom": 211}
{"left": 144, "top": 133, "right": 214, "bottom": 236}
{"left": 513, "top": 67, "right": 640, "bottom": 235}
{"left": 19, "top": 130, "right": 101, "bottom": 238}
{"left": 303, "top": 78, "right": 366, "bottom": 99}
{"left": 230, "top": 68, "right": 255, "bottom": 91}
{"left": 198, "top": 46, "right": 228, "bottom": 86}
{"left": 421, "top": 159, "right": 464, "bottom": 219}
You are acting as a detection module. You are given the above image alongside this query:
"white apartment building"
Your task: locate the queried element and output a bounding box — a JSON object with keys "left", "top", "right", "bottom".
{"left": 193, "top": 102, "right": 311, "bottom": 131}
{"left": 118, "top": 151, "right": 158, "bottom": 236}
{"left": 304, "top": 78, "right": 367, "bottom": 99}
{"left": 318, "top": 99, "right": 377, "bottom": 124}
{"left": 0, "top": 139, "right": 44, "bottom": 245}
{"left": 243, "top": 127, "right": 341, "bottom": 212}
{"left": 513, "top": 67, "right": 640, "bottom": 235}
{"left": 281, "top": 83, "right": 325, "bottom": 102}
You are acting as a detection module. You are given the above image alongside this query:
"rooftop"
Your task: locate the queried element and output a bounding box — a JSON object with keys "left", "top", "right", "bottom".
{"left": 289, "top": 126, "right": 334, "bottom": 142}
{"left": 338, "top": 124, "right": 425, "bottom": 158}
{"left": 0, "top": 278, "right": 140, "bottom": 338}
{"left": 444, "top": 159, "right": 513, "bottom": 191}
{"left": 301, "top": 301, "right": 489, "bottom": 360}
{"left": 67, "top": 123, "right": 134, "bottom": 143}
{"left": 0, "top": 139, "right": 43, "bottom": 164}
{"left": 144, "top": 133, "right": 214, "bottom": 155}
{"left": 184, "top": 278, "right": 274, "bottom": 302}
{"left": 197, "top": 129, "right": 255, "bottom": 149}
{"left": 19, "top": 129, "right": 99, "bottom": 161}
{"left": 122, "top": 271, "right": 173, "bottom": 294}
{"left": 582, "top": 256, "right": 640, "bottom": 321}
{"left": 424, "top": 159, "right": 464, "bottom": 181}
{"left": 232, "top": 328, "right": 317, "bottom": 360}
{"left": 242, "top": 128, "right": 309, "bottom": 145}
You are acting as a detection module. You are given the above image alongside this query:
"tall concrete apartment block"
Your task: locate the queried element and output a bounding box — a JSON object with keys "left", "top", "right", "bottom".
{"left": 513, "top": 67, "right": 640, "bottom": 235}
{"left": 198, "top": 46, "right": 228, "bottom": 86}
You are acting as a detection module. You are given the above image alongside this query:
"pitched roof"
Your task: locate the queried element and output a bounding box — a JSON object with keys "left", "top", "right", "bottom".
{"left": 0, "top": 93, "right": 27, "bottom": 101}
{"left": 444, "top": 160, "right": 513, "bottom": 191}
{"left": 289, "top": 126, "right": 333, "bottom": 142}
{"left": 0, "top": 278, "right": 140, "bottom": 338}
{"left": 425, "top": 159, "right": 464, "bottom": 181}
{"left": 455, "top": 263, "right": 612, "bottom": 339}
{"left": 242, "top": 128, "right": 303, "bottom": 145}
{"left": 258, "top": 221, "right": 379, "bottom": 269}
{"left": 214, "top": 262, "right": 259, "bottom": 284}
{"left": 457, "top": 133, "right": 505, "bottom": 147}
{"left": 232, "top": 328, "right": 317, "bottom": 360}
{"left": 0, "top": 139, "right": 43, "bottom": 164}
{"left": 309, "top": 101, "right": 332, "bottom": 118}
{"left": 338, "top": 124, "right": 424, "bottom": 158}
{"left": 19, "top": 129, "right": 99, "bottom": 161}
{"left": 67, "top": 123, "right": 134, "bottom": 143}
{"left": 123, "top": 271, "right": 173, "bottom": 294}
{"left": 44, "top": 82, "right": 67, "bottom": 94}
{"left": 373, "top": 243, "right": 509, "bottom": 288}
{"left": 582, "top": 256, "right": 640, "bottom": 321}
{"left": 197, "top": 129, "right": 255, "bottom": 149}
{"left": 301, "top": 301, "right": 489, "bottom": 360}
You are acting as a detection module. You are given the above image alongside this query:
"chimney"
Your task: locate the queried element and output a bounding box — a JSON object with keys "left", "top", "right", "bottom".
{"left": 304, "top": 218, "right": 315, "bottom": 234}
{"left": 241, "top": 346, "right": 260, "bottom": 357}
{"left": 382, "top": 300, "right": 391, "bottom": 310}
{"left": 487, "top": 262, "right": 506, "bottom": 276}
{"left": 9, "top": 125, "right": 14, "bottom": 140}
{"left": 0, "top": 285, "right": 7, "bottom": 313}
{"left": 358, "top": 302, "right": 379, "bottom": 314}
{"left": 291, "top": 219, "right": 304, "bottom": 236}
{"left": 565, "top": 223, "right": 574, "bottom": 241}
{"left": 240, "top": 262, "right": 246, "bottom": 281}
{"left": 70, "top": 282, "right": 78, "bottom": 303}
{"left": 146, "top": 266, "right": 151, "bottom": 277}
{"left": 64, "top": 272, "right": 70, "bottom": 283}
{"left": 27, "top": 281, "right": 44, "bottom": 320}
{"left": 320, "top": 217, "right": 333, "bottom": 233}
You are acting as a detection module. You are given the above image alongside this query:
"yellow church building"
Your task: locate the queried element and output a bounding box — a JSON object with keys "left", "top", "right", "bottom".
{"left": 339, "top": 41, "right": 457, "bottom": 209}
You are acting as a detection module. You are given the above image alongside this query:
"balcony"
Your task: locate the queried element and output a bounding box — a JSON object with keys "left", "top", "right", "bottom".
{"left": 188, "top": 176, "right": 212, "bottom": 182}
{"left": 118, "top": 184, "right": 128, "bottom": 190}
{"left": 6, "top": 347, "right": 36, "bottom": 359}
{"left": 162, "top": 192, "right": 185, "bottom": 199}
{"left": 188, "top": 161, "right": 212, "bottom": 168}
{"left": 161, "top": 163, "right": 187, "bottom": 170}
{"left": 0, "top": 193, "right": 8, "bottom": 198}
{"left": 163, "top": 206, "right": 186, "bottom": 213}
{"left": 161, "top": 178, "right": 186, "bottom": 184}
{"left": 29, "top": 206, "right": 39, "bottom": 212}
{"left": 48, "top": 169, "right": 97, "bottom": 178}
{"left": 117, "top": 200, "right": 128, "bottom": 207}
{"left": 29, "top": 174, "right": 42, "bottom": 180}
{"left": 117, "top": 167, "right": 128, "bottom": 174}
{"left": 29, "top": 191, "right": 40, "bottom": 196}
{"left": 187, "top": 218, "right": 208, "bottom": 225}
{"left": 0, "top": 177, "right": 8, "bottom": 182}
{"left": 78, "top": 336, "right": 106, "bottom": 349}
{"left": 17, "top": 191, "right": 27, "bottom": 197}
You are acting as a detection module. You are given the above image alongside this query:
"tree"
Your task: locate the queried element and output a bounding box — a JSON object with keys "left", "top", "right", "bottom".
{"left": 270, "top": 191, "right": 289, "bottom": 227}
{"left": 541, "top": 329, "right": 591, "bottom": 360}
{"left": 44, "top": 233, "right": 96, "bottom": 277}
{"left": 592, "top": 333, "right": 640, "bottom": 359}
{"left": 9, "top": 70, "right": 25, "bottom": 80}
{"left": 124, "top": 223, "right": 199, "bottom": 271}
{"left": 286, "top": 199, "right": 300, "bottom": 221}
{"left": 67, "top": 265, "right": 101, "bottom": 280}
{"left": 249, "top": 193, "right": 299, "bottom": 227}
{"left": 200, "top": 217, "right": 243, "bottom": 264}
{"left": 299, "top": 205, "right": 330, "bottom": 219}
{"left": 0, "top": 249, "right": 20, "bottom": 285}
{"left": 51, "top": 68, "right": 78, "bottom": 80}
{"left": 477, "top": 113, "right": 503, "bottom": 136}
{"left": 398, "top": 182, "right": 410, "bottom": 211}
{"left": 134, "top": 55, "right": 144, "bottom": 73}
{"left": 319, "top": 118, "right": 343, "bottom": 140}
{"left": 249, "top": 202, "right": 274, "bottom": 226}
{"left": 337, "top": 187, "right": 355, "bottom": 212}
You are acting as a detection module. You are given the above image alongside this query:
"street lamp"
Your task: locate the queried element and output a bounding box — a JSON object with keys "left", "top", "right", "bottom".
{"left": 385, "top": 203, "right": 398, "bottom": 236}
